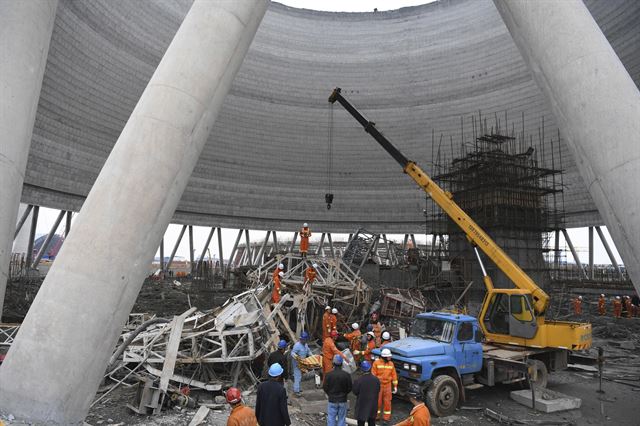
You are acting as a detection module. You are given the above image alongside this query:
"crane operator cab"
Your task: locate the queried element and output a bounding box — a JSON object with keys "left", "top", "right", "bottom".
{"left": 481, "top": 291, "right": 538, "bottom": 339}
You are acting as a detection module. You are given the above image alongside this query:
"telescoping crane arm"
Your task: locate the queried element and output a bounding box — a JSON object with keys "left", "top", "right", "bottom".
{"left": 328, "top": 88, "right": 550, "bottom": 315}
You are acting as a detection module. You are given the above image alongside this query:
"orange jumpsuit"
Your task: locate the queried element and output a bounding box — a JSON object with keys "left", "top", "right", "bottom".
{"left": 625, "top": 298, "right": 633, "bottom": 318}
{"left": 322, "top": 337, "right": 344, "bottom": 374}
{"left": 322, "top": 312, "right": 333, "bottom": 340}
{"left": 363, "top": 339, "right": 376, "bottom": 362}
{"left": 300, "top": 227, "right": 312, "bottom": 255}
{"left": 330, "top": 314, "right": 337, "bottom": 334}
{"left": 573, "top": 298, "right": 582, "bottom": 315}
{"left": 613, "top": 299, "right": 622, "bottom": 318}
{"left": 373, "top": 358, "right": 398, "bottom": 421}
{"left": 227, "top": 403, "right": 258, "bottom": 426}
{"left": 372, "top": 322, "right": 383, "bottom": 347}
{"left": 394, "top": 403, "right": 431, "bottom": 426}
{"left": 303, "top": 267, "right": 317, "bottom": 294}
{"left": 598, "top": 297, "right": 606, "bottom": 316}
{"left": 272, "top": 274, "right": 281, "bottom": 304}
{"left": 272, "top": 266, "right": 282, "bottom": 282}
{"left": 344, "top": 329, "right": 362, "bottom": 354}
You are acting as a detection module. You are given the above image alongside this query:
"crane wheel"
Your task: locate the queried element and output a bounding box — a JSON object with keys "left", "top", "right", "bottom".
{"left": 426, "top": 374, "right": 459, "bottom": 417}
{"left": 527, "top": 359, "right": 548, "bottom": 389}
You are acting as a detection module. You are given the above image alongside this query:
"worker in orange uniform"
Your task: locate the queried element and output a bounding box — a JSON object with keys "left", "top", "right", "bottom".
{"left": 323, "top": 330, "right": 347, "bottom": 375}
{"left": 344, "top": 323, "right": 362, "bottom": 360}
{"left": 373, "top": 348, "right": 398, "bottom": 422}
{"left": 381, "top": 331, "right": 392, "bottom": 347}
{"left": 322, "top": 306, "right": 333, "bottom": 340}
{"left": 272, "top": 271, "right": 284, "bottom": 304}
{"left": 273, "top": 262, "right": 285, "bottom": 282}
{"left": 613, "top": 296, "right": 622, "bottom": 318}
{"left": 598, "top": 294, "right": 606, "bottom": 316}
{"left": 573, "top": 296, "right": 583, "bottom": 315}
{"left": 299, "top": 223, "right": 312, "bottom": 258}
{"left": 225, "top": 387, "right": 258, "bottom": 426}
{"left": 303, "top": 263, "right": 318, "bottom": 295}
{"left": 355, "top": 331, "right": 376, "bottom": 363}
{"left": 330, "top": 308, "right": 338, "bottom": 334}
{"left": 370, "top": 312, "right": 383, "bottom": 347}
{"left": 624, "top": 296, "right": 633, "bottom": 318}
{"left": 393, "top": 391, "right": 431, "bottom": 426}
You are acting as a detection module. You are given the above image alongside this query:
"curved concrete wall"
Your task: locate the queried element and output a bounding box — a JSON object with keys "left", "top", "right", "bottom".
{"left": 21, "top": 0, "right": 640, "bottom": 232}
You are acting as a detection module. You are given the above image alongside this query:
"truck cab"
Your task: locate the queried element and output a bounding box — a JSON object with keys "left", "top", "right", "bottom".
{"left": 373, "top": 312, "right": 483, "bottom": 416}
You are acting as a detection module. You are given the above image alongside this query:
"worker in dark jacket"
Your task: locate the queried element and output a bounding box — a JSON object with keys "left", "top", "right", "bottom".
{"left": 267, "top": 340, "right": 288, "bottom": 379}
{"left": 323, "top": 354, "right": 353, "bottom": 426}
{"left": 256, "top": 363, "right": 291, "bottom": 426}
{"left": 352, "top": 360, "right": 380, "bottom": 426}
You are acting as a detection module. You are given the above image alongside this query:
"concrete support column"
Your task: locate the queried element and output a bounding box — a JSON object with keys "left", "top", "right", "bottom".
{"left": 0, "top": 1, "right": 268, "bottom": 423}
{"left": 0, "top": 0, "right": 58, "bottom": 316}
{"left": 494, "top": 0, "right": 640, "bottom": 294}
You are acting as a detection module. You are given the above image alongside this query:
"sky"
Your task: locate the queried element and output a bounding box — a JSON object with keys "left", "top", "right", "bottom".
{"left": 13, "top": 0, "right": 625, "bottom": 267}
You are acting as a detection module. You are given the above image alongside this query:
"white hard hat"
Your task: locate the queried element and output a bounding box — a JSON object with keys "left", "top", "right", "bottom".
{"left": 312, "top": 263, "right": 318, "bottom": 268}
{"left": 381, "top": 348, "right": 392, "bottom": 358}
{"left": 616, "top": 296, "right": 621, "bottom": 299}
{"left": 578, "top": 296, "right": 582, "bottom": 300}
{"left": 303, "top": 223, "right": 308, "bottom": 227}
{"left": 278, "top": 271, "right": 284, "bottom": 277}
{"left": 332, "top": 308, "right": 338, "bottom": 314}
{"left": 366, "top": 331, "right": 375, "bottom": 338}
{"left": 278, "top": 263, "right": 284, "bottom": 269}
{"left": 601, "top": 294, "right": 605, "bottom": 297}
{"left": 382, "top": 331, "right": 391, "bottom": 340}
{"left": 352, "top": 323, "right": 359, "bottom": 330}
{"left": 325, "top": 306, "right": 331, "bottom": 310}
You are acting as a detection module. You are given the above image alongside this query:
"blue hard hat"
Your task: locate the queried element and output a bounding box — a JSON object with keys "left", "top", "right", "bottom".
{"left": 300, "top": 331, "right": 309, "bottom": 340}
{"left": 333, "top": 355, "right": 343, "bottom": 366}
{"left": 367, "top": 324, "right": 373, "bottom": 332}
{"left": 360, "top": 360, "right": 372, "bottom": 372}
{"left": 278, "top": 340, "right": 287, "bottom": 349}
{"left": 269, "top": 363, "right": 284, "bottom": 377}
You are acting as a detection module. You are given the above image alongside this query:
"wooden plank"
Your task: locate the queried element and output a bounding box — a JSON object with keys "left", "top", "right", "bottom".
{"left": 188, "top": 406, "right": 210, "bottom": 426}
{"left": 276, "top": 309, "right": 297, "bottom": 342}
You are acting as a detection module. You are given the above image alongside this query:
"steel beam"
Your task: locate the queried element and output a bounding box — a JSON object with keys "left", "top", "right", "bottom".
{"left": 25, "top": 206, "right": 39, "bottom": 269}
{"left": 561, "top": 229, "right": 587, "bottom": 280}
{"left": 31, "top": 210, "right": 65, "bottom": 268}
{"left": 217, "top": 227, "right": 224, "bottom": 274}
{"left": 65, "top": 211, "right": 72, "bottom": 237}
{"left": 244, "top": 229, "right": 252, "bottom": 266}
{"left": 595, "top": 226, "right": 623, "bottom": 279}
{"left": 227, "top": 229, "right": 243, "bottom": 269}
{"left": 13, "top": 205, "right": 33, "bottom": 240}
{"left": 199, "top": 227, "right": 215, "bottom": 264}
{"left": 167, "top": 225, "right": 187, "bottom": 270}
{"left": 159, "top": 238, "right": 165, "bottom": 271}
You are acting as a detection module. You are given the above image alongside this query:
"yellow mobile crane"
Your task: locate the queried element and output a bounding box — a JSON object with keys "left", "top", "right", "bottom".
{"left": 329, "top": 88, "right": 591, "bottom": 351}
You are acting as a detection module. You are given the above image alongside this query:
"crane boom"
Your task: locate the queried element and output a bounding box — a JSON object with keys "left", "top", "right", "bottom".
{"left": 329, "top": 87, "right": 550, "bottom": 314}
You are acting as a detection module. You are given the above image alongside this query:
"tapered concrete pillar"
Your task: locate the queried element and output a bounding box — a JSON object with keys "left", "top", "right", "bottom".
{"left": 0, "top": 1, "right": 268, "bottom": 423}
{"left": 494, "top": 0, "right": 640, "bottom": 294}
{"left": 0, "top": 0, "right": 58, "bottom": 317}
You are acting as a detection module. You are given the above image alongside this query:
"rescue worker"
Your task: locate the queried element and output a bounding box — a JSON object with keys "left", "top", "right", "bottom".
{"left": 613, "top": 296, "right": 622, "bottom": 318}
{"left": 323, "top": 306, "right": 333, "bottom": 340}
{"left": 273, "top": 262, "right": 285, "bottom": 282}
{"left": 598, "top": 294, "right": 606, "bottom": 316}
{"left": 323, "top": 355, "right": 353, "bottom": 426}
{"left": 370, "top": 312, "right": 383, "bottom": 346}
{"left": 291, "top": 332, "right": 311, "bottom": 396}
{"left": 272, "top": 271, "right": 284, "bottom": 304}
{"left": 354, "top": 331, "right": 376, "bottom": 363}
{"left": 393, "top": 391, "right": 431, "bottom": 426}
{"left": 344, "top": 323, "right": 362, "bottom": 360}
{"left": 256, "top": 363, "right": 291, "bottom": 426}
{"left": 225, "top": 387, "right": 258, "bottom": 426}
{"left": 300, "top": 223, "right": 312, "bottom": 258}
{"left": 381, "top": 331, "right": 392, "bottom": 347}
{"left": 373, "top": 348, "right": 398, "bottom": 422}
{"left": 323, "top": 330, "right": 347, "bottom": 375}
{"left": 352, "top": 360, "right": 380, "bottom": 426}
{"left": 303, "top": 263, "right": 318, "bottom": 295}
{"left": 267, "top": 340, "right": 288, "bottom": 380}
{"left": 625, "top": 296, "right": 633, "bottom": 318}
{"left": 330, "top": 308, "right": 339, "bottom": 334}
{"left": 573, "top": 296, "right": 583, "bottom": 315}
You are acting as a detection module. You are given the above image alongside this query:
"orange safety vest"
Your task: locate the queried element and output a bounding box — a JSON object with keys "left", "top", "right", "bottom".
{"left": 227, "top": 403, "right": 258, "bottom": 426}
{"left": 272, "top": 275, "right": 281, "bottom": 304}
{"left": 322, "top": 337, "right": 343, "bottom": 373}
{"left": 394, "top": 403, "right": 431, "bottom": 426}
{"left": 598, "top": 297, "right": 606, "bottom": 315}
{"left": 372, "top": 322, "right": 382, "bottom": 346}
{"left": 372, "top": 358, "right": 398, "bottom": 387}
{"left": 363, "top": 339, "right": 376, "bottom": 362}
{"left": 344, "top": 329, "right": 362, "bottom": 353}
{"left": 322, "top": 312, "right": 332, "bottom": 340}
{"left": 573, "top": 299, "right": 582, "bottom": 315}
{"left": 625, "top": 298, "right": 633, "bottom": 317}
{"left": 300, "top": 227, "right": 311, "bottom": 252}
{"left": 613, "top": 300, "right": 622, "bottom": 317}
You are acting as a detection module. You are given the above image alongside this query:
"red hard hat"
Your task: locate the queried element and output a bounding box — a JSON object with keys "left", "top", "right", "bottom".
{"left": 226, "top": 387, "right": 242, "bottom": 404}
{"left": 330, "top": 330, "right": 339, "bottom": 338}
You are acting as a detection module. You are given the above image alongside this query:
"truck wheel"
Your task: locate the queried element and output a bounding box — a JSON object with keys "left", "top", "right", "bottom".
{"left": 528, "top": 359, "right": 548, "bottom": 389}
{"left": 426, "top": 374, "right": 459, "bottom": 417}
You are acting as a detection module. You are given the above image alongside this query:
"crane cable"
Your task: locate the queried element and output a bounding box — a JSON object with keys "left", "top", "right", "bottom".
{"left": 325, "top": 102, "right": 334, "bottom": 209}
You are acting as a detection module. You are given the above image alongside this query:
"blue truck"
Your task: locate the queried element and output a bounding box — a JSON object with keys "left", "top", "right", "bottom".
{"left": 373, "top": 311, "right": 567, "bottom": 417}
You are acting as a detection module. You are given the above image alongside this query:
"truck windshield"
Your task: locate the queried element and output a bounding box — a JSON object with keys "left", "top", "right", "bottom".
{"left": 411, "top": 318, "right": 455, "bottom": 343}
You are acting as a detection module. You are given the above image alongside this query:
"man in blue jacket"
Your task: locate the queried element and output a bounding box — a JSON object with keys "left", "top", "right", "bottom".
{"left": 291, "top": 331, "right": 311, "bottom": 396}
{"left": 256, "top": 363, "right": 291, "bottom": 426}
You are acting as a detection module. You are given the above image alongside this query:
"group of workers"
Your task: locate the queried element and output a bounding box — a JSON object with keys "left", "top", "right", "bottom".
{"left": 272, "top": 260, "right": 318, "bottom": 304}
{"left": 573, "top": 294, "right": 640, "bottom": 318}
